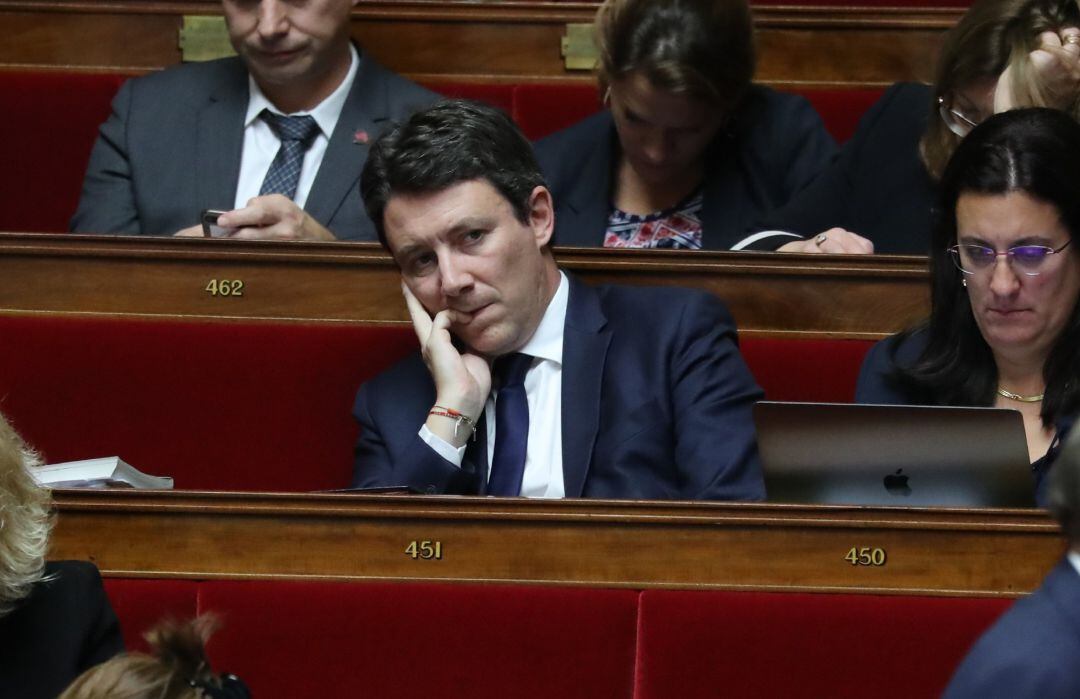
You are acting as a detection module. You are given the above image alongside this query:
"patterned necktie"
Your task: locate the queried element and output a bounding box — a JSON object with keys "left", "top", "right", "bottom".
{"left": 487, "top": 353, "right": 533, "bottom": 497}
{"left": 258, "top": 109, "right": 321, "bottom": 201}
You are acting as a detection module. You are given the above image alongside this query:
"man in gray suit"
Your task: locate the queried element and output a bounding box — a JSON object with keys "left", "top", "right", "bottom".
{"left": 71, "top": 0, "right": 435, "bottom": 240}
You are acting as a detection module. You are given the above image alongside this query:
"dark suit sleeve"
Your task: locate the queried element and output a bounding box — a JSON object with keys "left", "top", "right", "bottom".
{"left": 351, "top": 371, "right": 479, "bottom": 494}
{"left": 753, "top": 84, "right": 911, "bottom": 246}
{"left": 854, "top": 334, "right": 922, "bottom": 405}
{"left": 70, "top": 79, "right": 143, "bottom": 234}
{"left": 771, "top": 94, "right": 837, "bottom": 202}
{"left": 671, "top": 293, "right": 765, "bottom": 500}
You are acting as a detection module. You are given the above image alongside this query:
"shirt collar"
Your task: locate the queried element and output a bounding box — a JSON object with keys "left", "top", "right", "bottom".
{"left": 243, "top": 43, "right": 359, "bottom": 137}
{"left": 1068, "top": 550, "right": 1080, "bottom": 577}
{"left": 516, "top": 271, "right": 568, "bottom": 366}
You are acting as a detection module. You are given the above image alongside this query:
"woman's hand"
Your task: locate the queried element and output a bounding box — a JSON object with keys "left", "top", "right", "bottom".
{"left": 777, "top": 228, "right": 875, "bottom": 254}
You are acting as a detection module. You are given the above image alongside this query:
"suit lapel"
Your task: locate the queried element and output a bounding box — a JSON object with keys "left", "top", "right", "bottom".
{"left": 557, "top": 113, "right": 618, "bottom": 247}
{"left": 305, "top": 51, "right": 389, "bottom": 226}
{"left": 197, "top": 60, "right": 248, "bottom": 213}
{"left": 561, "top": 275, "right": 611, "bottom": 497}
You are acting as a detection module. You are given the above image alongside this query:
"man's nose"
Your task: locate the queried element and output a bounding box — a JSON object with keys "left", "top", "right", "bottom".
{"left": 438, "top": 254, "right": 473, "bottom": 296}
{"left": 257, "top": 0, "right": 289, "bottom": 38}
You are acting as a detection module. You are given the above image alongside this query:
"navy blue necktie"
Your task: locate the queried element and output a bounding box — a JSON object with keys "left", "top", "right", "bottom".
{"left": 258, "top": 110, "right": 320, "bottom": 201}
{"left": 487, "top": 353, "right": 532, "bottom": 496}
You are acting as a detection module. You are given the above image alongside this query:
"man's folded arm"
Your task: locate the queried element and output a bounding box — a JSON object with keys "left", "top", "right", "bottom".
{"left": 351, "top": 379, "right": 479, "bottom": 494}
{"left": 671, "top": 292, "right": 766, "bottom": 501}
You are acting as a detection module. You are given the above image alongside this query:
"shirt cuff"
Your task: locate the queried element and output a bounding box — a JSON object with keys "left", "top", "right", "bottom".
{"left": 729, "top": 230, "right": 804, "bottom": 251}
{"left": 418, "top": 424, "right": 467, "bottom": 467}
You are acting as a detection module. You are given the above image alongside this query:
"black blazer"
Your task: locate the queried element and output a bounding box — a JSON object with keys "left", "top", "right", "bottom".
{"left": 533, "top": 85, "right": 837, "bottom": 250}
{"left": 760, "top": 82, "right": 937, "bottom": 254}
{"left": 0, "top": 560, "right": 124, "bottom": 699}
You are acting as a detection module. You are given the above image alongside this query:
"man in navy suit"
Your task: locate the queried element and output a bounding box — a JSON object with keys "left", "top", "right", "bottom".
{"left": 944, "top": 428, "right": 1080, "bottom": 698}
{"left": 351, "top": 99, "right": 764, "bottom": 500}
{"left": 72, "top": 0, "right": 434, "bottom": 240}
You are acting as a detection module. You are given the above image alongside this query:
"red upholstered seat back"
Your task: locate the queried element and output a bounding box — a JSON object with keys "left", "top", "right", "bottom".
{"left": 2, "top": 71, "right": 129, "bottom": 233}
{"left": 0, "top": 315, "right": 417, "bottom": 491}
{"left": 98, "top": 578, "right": 1010, "bottom": 699}
{"left": 513, "top": 82, "right": 603, "bottom": 140}
{"left": 0, "top": 315, "right": 872, "bottom": 491}
{"left": 740, "top": 337, "right": 874, "bottom": 403}
{"left": 635, "top": 589, "right": 1010, "bottom": 699}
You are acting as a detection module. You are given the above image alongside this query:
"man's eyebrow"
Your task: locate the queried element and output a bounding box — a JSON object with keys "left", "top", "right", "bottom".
{"left": 450, "top": 215, "right": 497, "bottom": 233}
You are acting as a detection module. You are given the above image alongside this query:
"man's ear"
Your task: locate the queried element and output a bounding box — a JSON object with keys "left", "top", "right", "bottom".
{"left": 527, "top": 186, "right": 555, "bottom": 248}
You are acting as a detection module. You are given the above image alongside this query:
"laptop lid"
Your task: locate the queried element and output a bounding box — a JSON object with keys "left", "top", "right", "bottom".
{"left": 754, "top": 401, "right": 1035, "bottom": 508}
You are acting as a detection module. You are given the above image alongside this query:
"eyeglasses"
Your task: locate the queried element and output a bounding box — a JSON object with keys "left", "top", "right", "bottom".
{"left": 937, "top": 96, "right": 981, "bottom": 138}
{"left": 948, "top": 240, "right": 1073, "bottom": 276}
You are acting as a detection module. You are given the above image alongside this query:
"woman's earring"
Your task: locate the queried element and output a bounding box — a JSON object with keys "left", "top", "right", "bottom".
{"left": 962, "top": 278, "right": 968, "bottom": 288}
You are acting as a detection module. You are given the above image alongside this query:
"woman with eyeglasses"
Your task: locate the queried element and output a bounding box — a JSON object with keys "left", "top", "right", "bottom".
{"left": 532, "top": 0, "right": 836, "bottom": 250}
{"left": 756, "top": 0, "right": 1080, "bottom": 255}
{"left": 857, "top": 108, "right": 1080, "bottom": 505}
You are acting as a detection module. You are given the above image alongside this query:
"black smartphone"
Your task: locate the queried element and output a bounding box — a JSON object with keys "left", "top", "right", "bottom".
{"left": 201, "top": 209, "right": 230, "bottom": 238}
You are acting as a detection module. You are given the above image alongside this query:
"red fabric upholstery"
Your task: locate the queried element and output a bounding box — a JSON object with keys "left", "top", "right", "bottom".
{"left": 0, "top": 315, "right": 417, "bottom": 491}
{"left": 198, "top": 580, "right": 639, "bottom": 699}
{"left": 99, "top": 578, "right": 1012, "bottom": 699}
{"left": 512, "top": 83, "right": 602, "bottom": 140}
{"left": 2, "top": 71, "right": 129, "bottom": 233}
{"left": 0, "top": 315, "right": 872, "bottom": 490}
{"left": 741, "top": 337, "right": 873, "bottom": 403}
{"left": 102, "top": 578, "right": 199, "bottom": 653}
{"left": 800, "top": 88, "right": 886, "bottom": 143}
{"left": 635, "top": 589, "right": 1010, "bottom": 699}
{"left": 0, "top": 68, "right": 883, "bottom": 234}
{"left": 430, "top": 81, "right": 516, "bottom": 114}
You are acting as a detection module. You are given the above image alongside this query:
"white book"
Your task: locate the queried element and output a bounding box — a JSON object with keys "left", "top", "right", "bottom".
{"left": 31, "top": 456, "right": 173, "bottom": 489}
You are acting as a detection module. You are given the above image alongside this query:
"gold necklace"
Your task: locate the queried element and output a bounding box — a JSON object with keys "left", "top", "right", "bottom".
{"left": 997, "top": 387, "right": 1044, "bottom": 403}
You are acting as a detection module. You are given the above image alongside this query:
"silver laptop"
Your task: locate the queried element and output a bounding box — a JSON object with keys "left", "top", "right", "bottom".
{"left": 754, "top": 401, "right": 1035, "bottom": 508}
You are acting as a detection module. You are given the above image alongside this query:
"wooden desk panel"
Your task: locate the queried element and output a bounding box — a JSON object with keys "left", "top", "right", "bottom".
{"left": 0, "top": 1, "right": 953, "bottom": 85}
{"left": 51, "top": 490, "right": 1063, "bottom": 596}
{"left": 0, "top": 233, "right": 929, "bottom": 338}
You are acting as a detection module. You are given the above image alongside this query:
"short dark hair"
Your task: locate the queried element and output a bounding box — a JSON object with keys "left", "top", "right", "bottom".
{"left": 895, "top": 108, "right": 1080, "bottom": 427}
{"left": 596, "top": 0, "right": 755, "bottom": 113}
{"left": 1049, "top": 426, "right": 1080, "bottom": 544}
{"left": 360, "top": 99, "right": 546, "bottom": 249}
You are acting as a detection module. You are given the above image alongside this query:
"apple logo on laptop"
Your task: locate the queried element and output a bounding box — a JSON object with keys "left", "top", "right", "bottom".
{"left": 883, "top": 468, "right": 912, "bottom": 497}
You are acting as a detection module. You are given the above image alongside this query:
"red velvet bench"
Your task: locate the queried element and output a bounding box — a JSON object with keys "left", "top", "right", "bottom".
{"left": 0, "top": 314, "right": 872, "bottom": 491}
{"left": 2, "top": 68, "right": 883, "bottom": 233}
{"left": 100, "top": 576, "right": 1010, "bottom": 699}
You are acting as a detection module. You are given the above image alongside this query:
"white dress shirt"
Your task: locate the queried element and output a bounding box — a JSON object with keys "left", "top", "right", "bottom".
{"left": 233, "top": 44, "right": 359, "bottom": 210}
{"left": 420, "top": 272, "right": 569, "bottom": 498}
{"left": 1069, "top": 550, "right": 1080, "bottom": 577}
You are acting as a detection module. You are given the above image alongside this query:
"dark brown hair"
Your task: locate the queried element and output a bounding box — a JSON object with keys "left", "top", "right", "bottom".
{"left": 595, "top": 0, "right": 755, "bottom": 113}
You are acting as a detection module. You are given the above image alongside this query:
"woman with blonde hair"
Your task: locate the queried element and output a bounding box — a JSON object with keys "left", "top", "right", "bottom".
{"left": 0, "top": 412, "right": 123, "bottom": 698}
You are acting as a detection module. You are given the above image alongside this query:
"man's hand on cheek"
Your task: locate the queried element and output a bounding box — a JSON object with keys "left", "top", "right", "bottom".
{"left": 403, "top": 283, "right": 491, "bottom": 443}
{"left": 218, "top": 195, "right": 336, "bottom": 241}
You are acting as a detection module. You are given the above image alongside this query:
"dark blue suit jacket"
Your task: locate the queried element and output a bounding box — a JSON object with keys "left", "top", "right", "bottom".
{"left": 944, "top": 558, "right": 1080, "bottom": 698}
{"left": 71, "top": 51, "right": 436, "bottom": 240}
{"left": 759, "top": 82, "right": 937, "bottom": 254}
{"left": 352, "top": 276, "right": 765, "bottom": 500}
{"left": 533, "top": 85, "right": 836, "bottom": 250}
